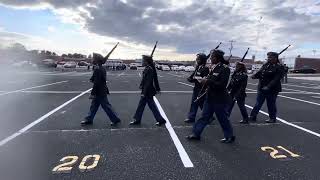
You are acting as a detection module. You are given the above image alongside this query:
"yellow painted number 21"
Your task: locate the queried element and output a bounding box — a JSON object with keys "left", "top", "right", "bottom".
{"left": 261, "top": 146, "right": 300, "bottom": 159}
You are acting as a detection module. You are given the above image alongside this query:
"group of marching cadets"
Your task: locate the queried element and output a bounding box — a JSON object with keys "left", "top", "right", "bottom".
{"left": 80, "top": 43, "right": 285, "bottom": 144}
{"left": 185, "top": 49, "right": 285, "bottom": 143}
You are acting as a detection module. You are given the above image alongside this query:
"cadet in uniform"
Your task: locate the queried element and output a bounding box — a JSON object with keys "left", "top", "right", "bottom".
{"left": 130, "top": 55, "right": 166, "bottom": 126}
{"left": 81, "top": 53, "right": 121, "bottom": 126}
{"left": 249, "top": 52, "right": 284, "bottom": 123}
{"left": 227, "top": 62, "right": 249, "bottom": 123}
{"left": 186, "top": 50, "right": 235, "bottom": 143}
{"left": 184, "top": 53, "right": 209, "bottom": 123}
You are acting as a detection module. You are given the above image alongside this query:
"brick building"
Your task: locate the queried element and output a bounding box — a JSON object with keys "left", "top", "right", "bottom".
{"left": 294, "top": 56, "right": 320, "bottom": 72}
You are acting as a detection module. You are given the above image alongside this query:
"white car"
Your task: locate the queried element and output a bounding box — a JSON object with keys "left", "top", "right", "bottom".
{"left": 178, "top": 66, "right": 186, "bottom": 71}
{"left": 171, "top": 66, "right": 180, "bottom": 71}
{"left": 64, "top": 62, "right": 77, "bottom": 68}
{"left": 184, "top": 66, "right": 195, "bottom": 72}
{"left": 162, "top": 65, "right": 170, "bottom": 71}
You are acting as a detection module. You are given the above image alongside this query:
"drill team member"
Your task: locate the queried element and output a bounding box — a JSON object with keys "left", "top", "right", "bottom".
{"left": 130, "top": 55, "right": 166, "bottom": 126}
{"left": 187, "top": 50, "right": 235, "bottom": 143}
{"left": 184, "top": 53, "right": 209, "bottom": 123}
{"left": 81, "top": 53, "right": 121, "bottom": 126}
{"left": 227, "top": 62, "right": 249, "bottom": 124}
{"left": 249, "top": 52, "right": 284, "bottom": 123}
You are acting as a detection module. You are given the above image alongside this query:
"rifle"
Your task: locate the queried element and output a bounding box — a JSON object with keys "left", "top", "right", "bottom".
{"left": 278, "top": 45, "right": 291, "bottom": 55}
{"left": 151, "top": 41, "right": 158, "bottom": 57}
{"left": 240, "top": 48, "right": 250, "bottom": 62}
{"left": 104, "top": 42, "right": 119, "bottom": 62}
{"left": 207, "top": 42, "right": 222, "bottom": 59}
{"left": 194, "top": 48, "right": 249, "bottom": 103}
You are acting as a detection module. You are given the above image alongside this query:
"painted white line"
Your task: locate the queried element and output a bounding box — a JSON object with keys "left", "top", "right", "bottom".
{"left": 278, "top": 94, "right": 320, "bottom": 106}
{"left": 245, "top": 104, "right": 320, "bottom": 138}
{"left": 168, "top": 73, "right": 183, "bottom": 78}
{"left": 153, "top": 96, "right": 194, "bottom": 168}
{"left": 0, "top": 81, "right": 68, "bottom": 96}
{"left": 0, "top": 88, "right": 92, "bottom": 147}
{"left": 301, "top": 82, "right": 319, "bottom": 86}
{"left": 312, "top": 96, "right": 320, "bottom": 99}
{"left": 178, "top": 82, "right": 194, "bottom": 87}
{"left": 118, "top": 72, "right": 125, "bottom": 77}
{"left": 138, "top": 72, "right": 141, "bottom": 77}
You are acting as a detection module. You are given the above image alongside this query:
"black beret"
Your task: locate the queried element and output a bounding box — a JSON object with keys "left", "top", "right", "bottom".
{"left": 212, "top": 49, "right": 225, "bottom": 57}
{"left": 267, "top": 52, "right": 279, "bottom": 57}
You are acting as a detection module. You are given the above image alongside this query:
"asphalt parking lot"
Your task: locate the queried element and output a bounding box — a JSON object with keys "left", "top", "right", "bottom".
{"left": 0, "top": 68, "right": 319, "bottom": 180}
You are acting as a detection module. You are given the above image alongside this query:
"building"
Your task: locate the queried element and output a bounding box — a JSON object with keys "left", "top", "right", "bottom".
{"left": 294, "top": 56, "right": 320, "bottom": 72}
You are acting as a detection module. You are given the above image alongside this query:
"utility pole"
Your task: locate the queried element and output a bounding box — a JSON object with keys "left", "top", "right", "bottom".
{"left": 229, "top": 40, "right": 235, "bottom": 56}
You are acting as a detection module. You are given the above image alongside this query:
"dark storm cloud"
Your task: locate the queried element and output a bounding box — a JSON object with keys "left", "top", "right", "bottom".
{"left": 1, "top": 0, "right": 320, "bottom": 56}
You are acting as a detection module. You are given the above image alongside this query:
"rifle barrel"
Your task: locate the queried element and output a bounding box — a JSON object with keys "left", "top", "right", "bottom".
{"left": 151, "top": 41, "right": 158, "bottom": 57}
{"left": 241, "top": 48, "right": 250, "bottom": 62}
{"left": 278, "top": 45, "right": 291, "bottom": 55}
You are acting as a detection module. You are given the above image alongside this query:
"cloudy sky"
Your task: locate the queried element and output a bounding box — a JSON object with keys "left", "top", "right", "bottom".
{"left": 0, "top": 0, "right": 320, "bottom": 64}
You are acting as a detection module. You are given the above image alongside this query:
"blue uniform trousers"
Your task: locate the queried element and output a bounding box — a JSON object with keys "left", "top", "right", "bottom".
{"left": 85, "top": 96, "right": 120, "bottom": 123}
{"left": 193, "top": 99, "right": 234, "bottom": 138}
{"left": 250, "top": 92, "right": 278, "bottom": 119}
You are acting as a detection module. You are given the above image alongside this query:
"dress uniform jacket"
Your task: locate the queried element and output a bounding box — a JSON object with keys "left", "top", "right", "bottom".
{"left": 206, "top": 63, "right": 231, "bottom": 104}
{"left": 90, "top": 65, "right": 109, "bottom": 97}
{"left": 140, "top": 65, "right": 160, "bottom": 97}
{"left": 187, "top": 65, "right": 210, "bottom": 91}
{"left": 227, "top": 71, "right": 248, "bottom": 100}
{"left": 252, "top": 63, "right": 284, "bottom": 94}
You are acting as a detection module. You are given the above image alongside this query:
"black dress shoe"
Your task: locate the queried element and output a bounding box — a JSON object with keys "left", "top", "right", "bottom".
{"left": 129, "top": 120, "right": 141, "bottom": 125}
{"left": 220, "top": 136, "right": 236, "bottom": 143}
{"left": 265, "top": 119, "right": 276, "bottom": 123}
{"left": 249, "top": 116, "right": 257, "bottom": 122}
{"left": 186, "top": 134, "right": 201, "bottom": 140}
{"left": 184, "top": 118, "right": 195, "bottom": 123}
{"left": 155, "top": 121, "right": 166, "bottom": 126}
{"left": 111, "top": 120, "right": 121, "bottom": 126}
{"left": 81, "top": 120, "right": 93, "bottom": 125}
{"left": 239, "top": 119, "right": 249, "bottom": 124}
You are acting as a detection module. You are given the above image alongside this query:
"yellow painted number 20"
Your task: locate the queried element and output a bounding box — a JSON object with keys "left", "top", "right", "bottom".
{"left": 52, "top": 154, "right": 101, "bottom": 174}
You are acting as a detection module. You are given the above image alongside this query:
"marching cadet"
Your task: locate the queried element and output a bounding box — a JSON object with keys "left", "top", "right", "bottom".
{"left": 249, "top": 52, "right": 285, "bottom": 123}
{"left": 227, "top": 62, "right": 249, "bottom": 124}
{"left": 81, "top": 53, "right": 121, "bottom": 126}
{"left": 130, "top": 55, "right": 166, "bottom": 126}
{"left": 184, "top": 53, "right": 209, "bottom": 123}
{"left": 186, "top": 50, "right": 235, "bottom": 143}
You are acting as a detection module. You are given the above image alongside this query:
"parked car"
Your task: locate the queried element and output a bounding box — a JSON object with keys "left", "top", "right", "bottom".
{"left": 78, "top": 61, "right": 89, "bottom": 67}
{"left": 184, "top": 66, "right": 195, "bottom": 72}
{"left": 162, "top": 65, "right": 170, "bottom": 71}
{"left": 178, "top": 66, "right": 186, "bottom": 71}
{"left": 290, "top": 68, "right": 317, "bottom": 74}
{"left": 171, "top": 65, "right": 180, "bottom": 71}
{"left": 64, "top": 61, "right": 77, "bottom": 68}
{"left": 41, "top": 59, "right": 57, "bottom": 68}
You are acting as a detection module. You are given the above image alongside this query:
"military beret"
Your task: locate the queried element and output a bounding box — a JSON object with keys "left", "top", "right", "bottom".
{"left": 212, "top": 49, "right": 225, "bottom": 57}
{"left": 93, "top": 53, "right": 105, "bottom": 64}
{"left": 267, "top": 52, "right": 279, "bottom": 57}
{"left": 196, "top": 53, "right": 208, "bottom": 61}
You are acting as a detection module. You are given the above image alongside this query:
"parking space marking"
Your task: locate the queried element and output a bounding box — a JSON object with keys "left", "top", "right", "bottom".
{"left": 153, "top": 97, "right": 194, "bottom": 168}
{"left": 177, "top": 82, "right": 320, "bottom": 138}
{"left": 168, "top": 73, "right": 183, "bottom": 78}
{"left": 278, "top": 95, "right": 320, "bottom": 106}
{"left": 0, "top": 88, "right": 92, "bottom": 147}
{"left": 178, "top": 82, "right": 194, "bottom": 87}
{"left": 244, "top": 104, "right": 320, "bottom": 138}
{"left": 0, "top": 81, "right": 68, "bottom": 96}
